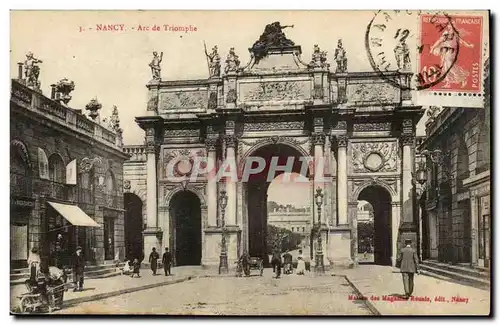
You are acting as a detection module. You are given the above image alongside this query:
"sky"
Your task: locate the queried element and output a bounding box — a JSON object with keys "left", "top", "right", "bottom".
{"left": 10, "top": 10, "right": 429, "bottom": 146}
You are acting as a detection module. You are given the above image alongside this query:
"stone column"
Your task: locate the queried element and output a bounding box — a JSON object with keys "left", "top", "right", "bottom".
{"left": 336, "top": 135, "right": 348, "bottom": 226}
{"left": 205, "top": 138, "right": 218, "bottom": 227}
{"left": 143, "top": 127, "right": 160, "bottom": 257}
{"left": 312, "top": 132, "right": 326, "bottom": 221}
{"left": 225, "top": 135, "right": 237, "bottom": 226}
{"left": 400, "top": 133, "right": 416, "bottom": 245}
{"left": 391, "top": 202, "right": 402, "bottom": 267}
{"left": 470, "top": 195, "right": 479, "bottom": 266}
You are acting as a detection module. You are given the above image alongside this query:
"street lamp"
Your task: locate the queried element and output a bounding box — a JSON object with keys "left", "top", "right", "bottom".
{"left": 219, "top": 190, "right": 229, "bottom": 274}
{"left": 314, "top": 187, "right": 325, "bottom": 274}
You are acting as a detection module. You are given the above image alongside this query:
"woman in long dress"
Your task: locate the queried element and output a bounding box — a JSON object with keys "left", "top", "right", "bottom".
{"left": 430, "top": 23, "right": 474, "bottom": 88}
{"left": 296, "top": 249, "right": 306, "bottom": 275}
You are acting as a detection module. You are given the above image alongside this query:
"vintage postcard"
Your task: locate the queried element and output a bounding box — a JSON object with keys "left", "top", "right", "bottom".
{"left": 9, "top": 10, "right": 491, "bottom": 316}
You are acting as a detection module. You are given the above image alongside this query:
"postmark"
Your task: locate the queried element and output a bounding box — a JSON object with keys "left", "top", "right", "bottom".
{"left": 365, "top": 10, "right": 459, "bottom": 91}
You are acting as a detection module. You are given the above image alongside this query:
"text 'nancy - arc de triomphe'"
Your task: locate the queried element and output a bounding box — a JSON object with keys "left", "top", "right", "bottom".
{"left": 125, "top": 25, "right": 423, "bottom": 269}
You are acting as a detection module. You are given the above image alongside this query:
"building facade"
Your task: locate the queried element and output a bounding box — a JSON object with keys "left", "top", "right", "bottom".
{"left": 419, "top": 60, "right": 491, "bottom": 268}
{"left": 124, "top": 23, "right": 424, "bottom": 269}
{"left": 10, "top": 60, "right": 129, "bottom": 268}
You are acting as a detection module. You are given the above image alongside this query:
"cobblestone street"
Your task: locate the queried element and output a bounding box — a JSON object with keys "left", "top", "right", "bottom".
{"left": 56, "top": 270, "right": 373, "bottom": 315}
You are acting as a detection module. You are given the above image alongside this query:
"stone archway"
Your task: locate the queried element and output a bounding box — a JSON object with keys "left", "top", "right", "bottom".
{"left": 241, "top": 142, "right": 311, "bottom": 264}
{"left": 356, "top": 185, "right": 393, "bottom": 266}
{"left": 169, "top": 190, "right": 202, "bottom": 266}
{"left": 124, "top": 193, "right": 144, "bottom": 261}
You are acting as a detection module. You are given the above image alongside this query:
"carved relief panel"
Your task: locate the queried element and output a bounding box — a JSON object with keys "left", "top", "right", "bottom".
{"left": 350, "top": 141, "right": 399, "bottom": 173}
{"left": 161, "top": 147, "right": 207, "bottom": 180}
{"left": 159, "top": 88, "right": 208, "bottom": 113}
{"left": 346, "top": 82, "right": 400, "bottom": 106}
{"left": 238, "top": 78, "right": 312, "bottom": 104}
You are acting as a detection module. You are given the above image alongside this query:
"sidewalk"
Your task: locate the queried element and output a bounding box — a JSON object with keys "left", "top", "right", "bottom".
{"left": 333, "top": 265, "right": 491, "bottom": 315}
{"left": 10, "top": 266, "right": 219, "bottom": 312}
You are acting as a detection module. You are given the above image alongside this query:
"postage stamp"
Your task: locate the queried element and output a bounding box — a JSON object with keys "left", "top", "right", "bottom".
{"left": 419, "top": 14, "right": 483, "bottom": 93}
{"left": 416, "top": 12, "right": 488, "bottom": 108}
{"left": 365, "top": 10, "right": 488, "bottom": 108}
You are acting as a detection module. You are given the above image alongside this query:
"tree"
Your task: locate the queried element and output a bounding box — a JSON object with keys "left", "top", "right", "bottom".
{"left": 266, "top": 225, "right": 302, "bottom": 253}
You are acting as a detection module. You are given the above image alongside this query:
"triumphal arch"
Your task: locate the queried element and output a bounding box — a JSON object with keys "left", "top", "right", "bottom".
{"left": 130, "top": 23, "right": 423, "bottom": 268}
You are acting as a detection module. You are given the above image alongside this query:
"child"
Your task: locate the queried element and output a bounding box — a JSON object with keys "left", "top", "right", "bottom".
{"left": 131, "top": 258, "right": 141, "bottom": 278}
{"left": 121, "top": 260, "right": 132, "bottom": 275}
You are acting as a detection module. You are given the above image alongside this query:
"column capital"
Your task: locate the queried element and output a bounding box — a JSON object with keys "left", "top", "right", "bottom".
{"left": 205, "top": 138, "right": 217, "bottom": 151}
{"left": 402, "top": 118, "right": 414, "bottom": 134}
{"left": 311, "top": 132, "right": 326, "bottom": 146}
{"left": 400, "top": 133, "right": 415, "bottom": 146}
{"left": 332, "top": 120, "right": 348, "bottom": 131}
{"left": 336, "top": 134, "right": 348, "bottom": 147}
{"left": 224, "top": 134, "right": 237, "bottom": 148}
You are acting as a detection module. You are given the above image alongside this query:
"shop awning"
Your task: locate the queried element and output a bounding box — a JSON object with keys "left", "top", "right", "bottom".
{"left": 47, "top": 202, "right": 100, "bottom": 228}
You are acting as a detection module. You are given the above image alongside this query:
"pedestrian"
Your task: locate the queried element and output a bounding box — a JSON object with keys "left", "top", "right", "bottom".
{"left": 239, "top": 250, "right": 250, "bottom": 276}
{"left": 271, "top": 250, "right": 282, "bottom": 279}
{"left": 27, "top": 247, "right": 41, "bottom": 282}
{"left": 162, "top": 247, "right": 172, "bottom": 276}
{"left": 54, "top": 233, "right": 65, "bottom": 269}
{"left": 397, "top": 239, "right": 420, "bottom": 299}
{"left": 131, "top": 258, "right": 141, "bottom": 278}
{"left": 71, "top": 246, "right": 85, "bottom": 292}
{"left": 296, "top": 249, "right": 306, "bottom": 275}
{"left": 149, "top": 247, "right": 160, "bottom": 275}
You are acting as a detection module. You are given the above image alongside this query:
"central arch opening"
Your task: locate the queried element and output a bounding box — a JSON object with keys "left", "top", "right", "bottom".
{"left": 244, "top": 143, "right": 310, "bottom": 265}
{"left": 169, "top": 190, "right": 202, "bottom": 266}
{"left": 357, "top": 185, "right": 392, "bottom": 266}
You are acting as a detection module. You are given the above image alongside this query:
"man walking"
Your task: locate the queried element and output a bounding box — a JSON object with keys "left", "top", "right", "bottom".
{"left": 162, "top": 247, "right": 172, "bottom": 276}
{"left": 71, "top": 246, "right": 85, "bottom": 292}
{"left": 397, "top": 239, "right": 419, "bottom": 299}
{"left": 271, "top": 250, "right": 282, "bottom": 279}
{"left": 149, "top": 247, "right": 160, "bottom": 275}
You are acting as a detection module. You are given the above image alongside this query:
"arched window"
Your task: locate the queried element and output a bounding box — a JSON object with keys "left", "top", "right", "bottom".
{"left": 476, "top": 126, "right": 490, "bottom": 174}
{"left": 78, "top": 169, "right": 95, "bottom": 204}
{"left": 104, "top": 170, "right": 117, "bottom": 207}
{"left": 48, "top": 154, "right": 65, "bottom": 183}
{"left": 10, "top": 140, "right": 32, "bottom": 196}
{"left": 456, "top": 139, "right": 469, "bottom": 191}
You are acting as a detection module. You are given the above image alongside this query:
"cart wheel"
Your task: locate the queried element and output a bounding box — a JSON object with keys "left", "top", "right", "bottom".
{"left": 19, "top": 297, "right": 30, "bottom": 313}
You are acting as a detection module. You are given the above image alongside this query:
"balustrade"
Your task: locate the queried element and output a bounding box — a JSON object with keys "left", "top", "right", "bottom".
{"left": 11, "top": 79, "right": 120, "bottom": 148}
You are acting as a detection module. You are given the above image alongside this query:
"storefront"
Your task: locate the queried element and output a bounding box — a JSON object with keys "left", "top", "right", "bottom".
{"left": 464, "top": 170, "right": 490, "bottom": 268}
{"left": 10, "top": 197, "right": 35, "bottom": 268}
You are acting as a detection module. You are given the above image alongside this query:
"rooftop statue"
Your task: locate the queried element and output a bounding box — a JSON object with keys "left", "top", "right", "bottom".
{"left": 334, "top": 39, "right": 348, "bottom": 73}
{"left": 204, "top": 44, "right": 221, "bottom": 78}
{"left": 251, "top": 22, "right": 295, "bottom": 63}
{"left": 224, "top": 47, "right": 241, "bottom": 74}
{"left": 24, "top": 52, "right": 43, "bottom": 88}
{"left": 149, "top": 51, "right": 163, "bottom": 81}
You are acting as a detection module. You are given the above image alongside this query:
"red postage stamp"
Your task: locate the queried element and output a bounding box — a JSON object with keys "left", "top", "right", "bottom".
{"left": 419, "top": 14, "right": 483, "bottom": 93}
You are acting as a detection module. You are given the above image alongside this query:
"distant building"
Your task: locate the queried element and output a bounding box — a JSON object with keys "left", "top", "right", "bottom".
{"left": 267, "top": 204, "right": 312, "bottom": 243}
{"left": 357, "top": 202, "right": 374, "bottom": 223}
{"left": 10, "top": 57, "right": 129, "bottom": 268}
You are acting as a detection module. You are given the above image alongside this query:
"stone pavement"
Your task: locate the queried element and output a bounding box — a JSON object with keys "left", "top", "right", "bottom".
{"left": 333, "top": 265, "right": 491, "bottom": 316}
{"left": 56, "top": 269, "right": 372, "bottom": 315}
{"left": 10, "top": 266, "right": 219, "bottom": 312}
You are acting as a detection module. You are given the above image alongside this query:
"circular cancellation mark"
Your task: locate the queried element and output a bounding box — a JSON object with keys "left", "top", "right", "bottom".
{"left": 365, "top": 10, "right": 460, "bottom": 91}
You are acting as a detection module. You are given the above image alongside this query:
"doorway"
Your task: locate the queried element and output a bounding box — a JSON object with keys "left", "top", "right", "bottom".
{"left": 169, "top": 190, "right": 202, "bottom": 266}
{"left": 357, "top": 185, "right": 392, "bottom": 265}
